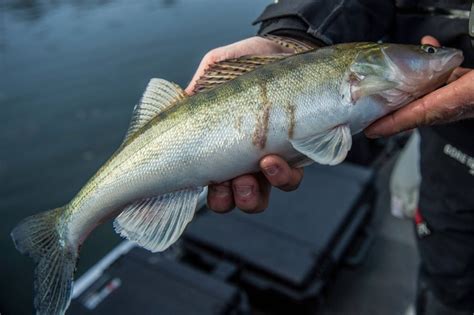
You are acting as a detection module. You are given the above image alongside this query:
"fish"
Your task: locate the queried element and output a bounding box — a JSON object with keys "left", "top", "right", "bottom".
{"left": 11, "top": 38, "right": 463, "bottom": 315}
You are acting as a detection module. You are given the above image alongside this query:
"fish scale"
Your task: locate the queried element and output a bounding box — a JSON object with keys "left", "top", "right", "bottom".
{"left": 11, "top": 40, "right": 463, "bottom": 315}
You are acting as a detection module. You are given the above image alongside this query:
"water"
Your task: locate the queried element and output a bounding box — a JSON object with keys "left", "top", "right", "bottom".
{"left": 0, "top": 1, "right": 269, "bottom": 313}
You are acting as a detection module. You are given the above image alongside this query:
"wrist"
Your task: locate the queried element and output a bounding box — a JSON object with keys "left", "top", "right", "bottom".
{"left": 266, "top": 29, "right": 325, "bottom": 48}
{"left": 257, "top": 17, "right": 326, "bottom": 47}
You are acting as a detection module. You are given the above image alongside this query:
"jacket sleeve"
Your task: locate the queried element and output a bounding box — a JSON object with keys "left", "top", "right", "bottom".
{"left": 254, "top": 0, "right": 395, "bottom": 45}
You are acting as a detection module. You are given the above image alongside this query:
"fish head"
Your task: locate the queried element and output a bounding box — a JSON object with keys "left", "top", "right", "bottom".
{"left": 347, "top": 43, "right": 463, "bottom": 108}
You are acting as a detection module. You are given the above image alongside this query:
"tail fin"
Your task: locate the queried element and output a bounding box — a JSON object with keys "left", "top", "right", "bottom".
{"left": 11, "top": 206, "right": 78, "bottom": 315}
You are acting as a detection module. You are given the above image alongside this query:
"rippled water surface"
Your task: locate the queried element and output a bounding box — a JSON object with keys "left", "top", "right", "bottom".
{"left": 0, "top": 1, "right": 268, "bottom": 313}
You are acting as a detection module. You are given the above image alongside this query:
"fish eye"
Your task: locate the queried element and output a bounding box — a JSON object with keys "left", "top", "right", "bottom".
{"left": 421, "top": 45, "right": 437, "bottom": 54}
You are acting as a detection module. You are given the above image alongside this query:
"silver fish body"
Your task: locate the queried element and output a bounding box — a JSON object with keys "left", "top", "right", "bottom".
{"left": 11, "top": 42, "right": 463, "bottom": 315}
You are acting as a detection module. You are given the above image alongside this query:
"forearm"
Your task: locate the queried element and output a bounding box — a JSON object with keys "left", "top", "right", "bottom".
{"left": 254, "top": 0, "right": 396, "bottom": 45}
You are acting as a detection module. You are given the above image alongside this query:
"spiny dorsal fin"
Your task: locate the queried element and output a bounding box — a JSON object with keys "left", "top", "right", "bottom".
{"left": 193, "top": 54, "right": 289, "bottom": 93}
{"left": 122, "top": 78, "right": 186, "bottom": 145}
{"left": 262, "top": 34, "right": 318, "bottom": 53}
{"left": 192, "top": 35, "right": 318, "bottom": 94}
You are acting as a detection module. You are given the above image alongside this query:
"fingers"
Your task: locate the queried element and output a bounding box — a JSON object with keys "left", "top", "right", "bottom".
{"left": 421, "top": 35, "right": 441, "bottom": 47}
{"left": 232, "top": 173, "right": 270, "bottom": 213}
{"left": 185, "top": 37, "right": 295, "bottom": 95}
{"left": 207, "top": 182, "right": 234, "bottom": 213}
{"left": 365, "top": 35, "right": 473, "bottom": 138}
{"left": 419, "top": 36, "right": 469, "bottom": 83}
{"left": 185, "top": 48, "right": 224, "bottom": 95}
{"left": 260, "top": 155, "right": 303, "bottom": 191}
{"left": 207, "top": 155, "right": 303, "bottom": 214}
{"left": 365, "top": 70, "right": 474, "bottom": 138}
{"left": 448, "top": 67, "right": 471, "bottom": 83}
{"left": 207, "top": 174, "right": 270, "bottom": 214}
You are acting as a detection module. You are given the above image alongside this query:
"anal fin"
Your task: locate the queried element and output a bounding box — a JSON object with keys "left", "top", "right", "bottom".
{"left": 290, "top": 125, "right": 352, "bottom": 166}
{"left": 114, "top": 187, "right": 202, "bottom": 252}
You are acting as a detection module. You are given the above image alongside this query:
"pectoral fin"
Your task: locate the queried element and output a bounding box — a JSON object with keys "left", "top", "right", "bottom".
{"left": 290, "top": 125, "right": 352, "bottom": 166}
{"left": 114, "top": 187, "right": 202, "bottom": 252}
{"left": 351, "top": 75, "right": 399, "bottom": 102}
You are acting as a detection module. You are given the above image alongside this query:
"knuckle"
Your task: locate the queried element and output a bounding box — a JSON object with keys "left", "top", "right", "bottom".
{"left": 233, "top": 175, "right": 257, "bottom": 189}
{"left": 388, "top": 113, "right": 400, "bottom": 133}
{"left": 270, "top": 174, "right": 290, "bottom": 187}
{"left": 236, "top": 195, "right": 262, "bottom": 213}
{"left": 279, "top": 170, "right": 303, "bottom": 191}
{"left": 418, "top": 97, "right": 433, "bottom": 125}
{"left": 204, "top": 48, "right": 222, "bottom": 64}
{"left": 207, "top": 195, "right": 233, "bottom": 213}
{"left": 240, "top": 204, "right": 265, "bottom": 214}
{"left": 209, "top": 201, "right": 234, "bottom": 213}
{"left": 279, "top": 183, "right": 300, "bottom": 192}
{"left": 467, "top": 70, "right": 474, "bottom": 81}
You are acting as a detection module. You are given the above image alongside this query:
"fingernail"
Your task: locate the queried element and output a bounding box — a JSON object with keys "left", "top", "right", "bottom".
{"left": 235, "top": 185, "right": 253, "bottom": 197}
{"left": 211, "top": 186, "right": 230, "bottom": 197}
{"left": 263, "top": 165, "right": 279, "bottom": 176}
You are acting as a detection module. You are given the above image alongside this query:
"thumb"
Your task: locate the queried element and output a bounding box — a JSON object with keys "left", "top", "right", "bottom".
{"left": 185, "top": 49, "right": 223, "bottom": 95}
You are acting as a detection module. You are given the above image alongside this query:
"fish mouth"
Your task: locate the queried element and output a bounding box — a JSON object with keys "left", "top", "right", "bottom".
{"left": 426, "top": 48, "right": 464, "bottom": 92}
{"left": 375, "top": 47, "right": 464, "bottom": 108}
{"left": 441, "top": 49, "right": 464, "bottom": 72}
{"left": 430, "top": 48, "right": 464, "bottom": 76}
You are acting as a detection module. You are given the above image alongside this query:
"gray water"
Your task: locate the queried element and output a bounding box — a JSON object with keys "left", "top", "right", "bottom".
{"left": 0, "top": 1, "right": 269, "bottom": 313}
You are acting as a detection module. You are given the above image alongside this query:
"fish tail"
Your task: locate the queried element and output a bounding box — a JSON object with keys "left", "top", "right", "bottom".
{"left": 11, "top": 206, "right": 78, "bottom": 315}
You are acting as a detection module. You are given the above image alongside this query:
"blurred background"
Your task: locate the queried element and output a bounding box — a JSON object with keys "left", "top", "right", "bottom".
{"left": 0, "top": 1, "right": 419, "bottom": 314}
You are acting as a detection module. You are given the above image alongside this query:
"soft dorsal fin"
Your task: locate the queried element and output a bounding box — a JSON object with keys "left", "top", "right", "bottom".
{"left": 122, "top": 78, "right": 186, "bottom": 145}
{"left": 193, "top": 54, "right": 289, "bottom": 93}
{"left": 262, "top": 34, "right": 318, "bottom": 53}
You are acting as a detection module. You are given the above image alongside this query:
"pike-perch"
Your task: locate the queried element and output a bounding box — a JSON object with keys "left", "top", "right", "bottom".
{"left": 11, "top": 39, "right": 463, "bottom": 314}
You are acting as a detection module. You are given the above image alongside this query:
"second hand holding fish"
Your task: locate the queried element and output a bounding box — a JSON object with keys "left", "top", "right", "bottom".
{"left": 365, "top": 35, "right": 474, "bottom": 138}
{"left": 186, "top": 36, "right": 305, "bottom": 213}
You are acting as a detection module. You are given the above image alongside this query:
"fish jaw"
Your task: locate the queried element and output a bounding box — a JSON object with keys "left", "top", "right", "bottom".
{"left": 343, "top": 43, "right": 464, "bottom": 133}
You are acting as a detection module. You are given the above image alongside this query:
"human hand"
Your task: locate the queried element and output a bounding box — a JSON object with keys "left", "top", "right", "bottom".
{"left": 365, "top": 36, "right": 474, "bottom": 138}
{"left": 186, "top": 37, "right": 303, "bottom": 213}
{"left": 185, "top": 36, "right": 294, "bottom": 94}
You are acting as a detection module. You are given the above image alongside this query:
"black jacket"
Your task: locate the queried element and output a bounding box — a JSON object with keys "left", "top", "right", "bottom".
{"left": 254, "top": 0, "right": 395, "bottom": 44}
{"left": 254, "top": 1, "right": 474, "bottom": 309}
{"left": 254, "top": 0, "right": 473, "bottom": 64}
{"left": 253, "top": 0, "right": 474, "bottom": 185}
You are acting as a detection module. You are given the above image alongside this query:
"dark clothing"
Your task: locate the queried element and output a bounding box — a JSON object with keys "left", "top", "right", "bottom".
{"left": 417, "top": 126, "right": 474, "bottom": 312}
{"left": 254, "top": 0, "right": 473, "bottom": 64}
{"left": 254, "top": 0, "right": 395, "bottom": 44}
{"left": 254, "top": 0, "right": 474, "bottom": 312}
